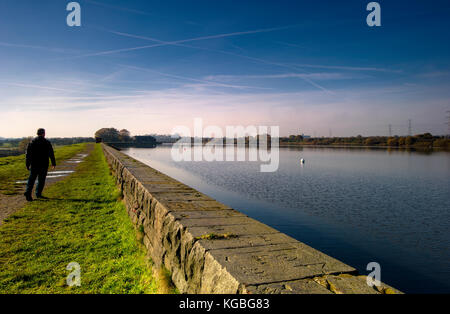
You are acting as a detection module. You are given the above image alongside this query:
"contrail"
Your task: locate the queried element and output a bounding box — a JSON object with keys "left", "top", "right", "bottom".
{"left": 189, "top": 45, "right": 334, "bottom": 93}
{"left": 84, "top": 0, "right": 153, "bottom": 16}
{"left": 291, "top": 63, "right": 400, "bottom": 73}
{"left": 85, "top": 0, "right": 203, "bottom": 27}
{"left": 0, "top": 41, "right": 77, "bottom": 54}
{"left": 63, "top": 25, "right": 297, "bottom": 59}
{"left": 205, "top": 73, "right": 346, "bottom": 80}
{"left": 198, "top": 48, "right": 334, "bottom": 94}
{"left": 1, "top": 82, "right": 77, "bottom": 93}
{"left": 103, "top": 28, "right": 333, "bottom": 94}
{"left": 119, "top": 64, "right": 271, "bottom": 90}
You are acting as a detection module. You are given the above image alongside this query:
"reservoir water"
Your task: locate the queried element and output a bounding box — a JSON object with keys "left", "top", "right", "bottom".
{"left": 122, "top": 145, "right": 450, "bottom": 293}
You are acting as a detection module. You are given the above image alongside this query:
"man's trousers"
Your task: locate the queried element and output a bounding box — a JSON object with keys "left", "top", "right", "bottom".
{"left": 25, "top": 167, "right": 48, "bottom": 197}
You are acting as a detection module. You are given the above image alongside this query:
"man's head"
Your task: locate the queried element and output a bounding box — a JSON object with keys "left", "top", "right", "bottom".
{"left": 37, "top": 128, "right": 46, "bottom": 137}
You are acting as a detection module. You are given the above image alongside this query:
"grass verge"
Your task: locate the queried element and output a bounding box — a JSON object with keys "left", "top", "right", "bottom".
{"left": 0, "top": 143, "right": 86, "bottom": 195}
{"left": 0, "top": 144, "right": 160, "bottom": 293}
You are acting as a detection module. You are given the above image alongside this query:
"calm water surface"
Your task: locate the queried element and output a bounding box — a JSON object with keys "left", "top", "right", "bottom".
{"left": 123, "top": 146, "right": 450, "bottom": 293}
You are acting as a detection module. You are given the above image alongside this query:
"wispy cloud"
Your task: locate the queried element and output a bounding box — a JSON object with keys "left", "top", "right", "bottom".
{"left": 291, "top": 63, "right": 400, "bottom": 73}
{"left": 101, "top": 28, "right": 334, "bottom": 94}
{"left": 0, "top": 41, "right": 79, "bottom": 54}
{"left": 1, "top": 73, "right": 448, "bottom": 137}
{"left": 273, "top": 41, "right": 305, "bottom": 49}
{"left": 64, "top": 25, "right": 298, "bottom": 59}
{"left": 119, "top": 64, "right": 270, "bottom": 90}
{"left": 417, "top": 71, "right": 450, "bottom": 78}
{"left": 84, "top": 0, "right": 153, "bottom": 16}
{"left": 0, "top": 82, "right": 77, "bottom": 93}
{"left": 204, "top": 73, "right": 356, "bottom": 81}
{"left": 85, "top": 0, "right": 204, "bottom": 27}
{"left": 98, "top": 70, "right": 124, "bottom": 82}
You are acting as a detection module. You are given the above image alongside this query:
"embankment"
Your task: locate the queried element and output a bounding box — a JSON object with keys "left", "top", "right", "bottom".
{"left": 102, "top": 144, "right": 401, "bottom": 294}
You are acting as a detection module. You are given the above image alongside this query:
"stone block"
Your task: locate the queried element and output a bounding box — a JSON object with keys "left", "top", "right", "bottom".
{"left": 245, "top": 279, "right": 333, "bottom": 294}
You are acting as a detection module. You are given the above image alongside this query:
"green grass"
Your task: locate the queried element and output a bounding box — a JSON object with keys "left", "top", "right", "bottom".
{"left": 0, "top": 143, "right": 86, "bottom": 195}
{"left": 0, "top": 144, "right": 159, "bottom": 293}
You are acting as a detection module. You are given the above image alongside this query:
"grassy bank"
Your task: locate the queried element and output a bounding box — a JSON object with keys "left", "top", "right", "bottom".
{"left": 0, "top": 143, "right": 87, "bottom": 195}
{"left": 0, "top": 144, "right": 162, "bottom": 293}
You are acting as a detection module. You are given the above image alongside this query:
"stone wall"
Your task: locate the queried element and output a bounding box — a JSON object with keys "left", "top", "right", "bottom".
{"left": 102, "top": 144, "right": 401, "bottom": 294}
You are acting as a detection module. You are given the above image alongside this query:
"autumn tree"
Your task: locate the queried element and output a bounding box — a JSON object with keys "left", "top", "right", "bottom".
{"left": 119, "top": 129, "right": 131, "bottom": 142}
{"left": 94, "top": 128, "right": 120, "bottom": 142}
{"left": 405, "top": 136, "right": 415, "bottom": 146}
{"left": 387, "top": 137, "right": 399, "bottom": 146}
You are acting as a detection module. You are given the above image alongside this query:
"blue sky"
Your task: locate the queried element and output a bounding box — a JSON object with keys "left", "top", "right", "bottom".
{"left": 1, "top": 0, "right": 450, "bottom": 137}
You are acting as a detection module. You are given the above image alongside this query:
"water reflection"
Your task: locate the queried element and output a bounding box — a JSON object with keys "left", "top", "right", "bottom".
{"left": 123, "top": 145, "right": 450, "bottom": 293}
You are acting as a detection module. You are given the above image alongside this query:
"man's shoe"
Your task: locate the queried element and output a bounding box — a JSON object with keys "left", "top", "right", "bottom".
{"left": 24, "top": 193, "right": 33, "bottom": 202}
{"left": 35, "top": 195, "right": 49, "bottom": 200}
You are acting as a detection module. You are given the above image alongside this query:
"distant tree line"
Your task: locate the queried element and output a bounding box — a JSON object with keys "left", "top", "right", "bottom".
{"left": 137, "top": 132, "right": 450, "bottom": 150}
{"left": 1, "top": 137, "right": 95, "bottom": 153}
{"left": 279, "top": 133, "right": 450, "bottom": 149}
{"left": 94, "top": 128, "right": 156, "bottom": 144}
{"left": 148, "top": 134, "right": 181, "bottom": 143}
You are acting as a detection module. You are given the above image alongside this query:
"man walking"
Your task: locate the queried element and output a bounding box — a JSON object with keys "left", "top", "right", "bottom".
{"left": 24, "top": 128, "right": 56, "bottom": 201}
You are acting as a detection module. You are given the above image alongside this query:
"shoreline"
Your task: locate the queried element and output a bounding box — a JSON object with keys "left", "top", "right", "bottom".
{"left": 102, "top": 143, "right": 402, "bottom": 294}
{"left": 278, "top": 143, "right": 449, "bottom": 150}
{"left": 155, "top": 142, "right": 450, "bottom": 151}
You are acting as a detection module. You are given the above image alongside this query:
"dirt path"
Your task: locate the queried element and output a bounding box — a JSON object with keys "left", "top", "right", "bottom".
{"left": 0, "top": 143, "right": 94, "bottom": 226}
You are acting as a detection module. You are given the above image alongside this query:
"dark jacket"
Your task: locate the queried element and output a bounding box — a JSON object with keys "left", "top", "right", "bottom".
{"left": 26, "top": 136, "right": 56, "bottom": 169}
